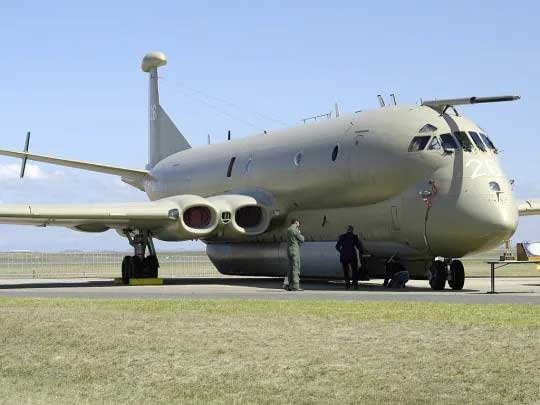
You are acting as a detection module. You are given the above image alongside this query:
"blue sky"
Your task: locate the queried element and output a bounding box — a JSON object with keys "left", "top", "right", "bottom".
{"left": 0, "top": 0, "right": 538, "bottom": 251}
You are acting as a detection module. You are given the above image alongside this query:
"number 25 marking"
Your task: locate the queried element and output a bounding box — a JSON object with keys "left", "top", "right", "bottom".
{"left": 466, "top": 159, "right": 501, "bottom": 178}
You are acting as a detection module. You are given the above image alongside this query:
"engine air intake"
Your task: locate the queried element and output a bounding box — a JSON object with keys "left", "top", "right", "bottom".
{"left": 235, "top": 206, "right": 262, "bottom": 228}
{"left": 183, "top": 206, "right": 212, "bottom": 229}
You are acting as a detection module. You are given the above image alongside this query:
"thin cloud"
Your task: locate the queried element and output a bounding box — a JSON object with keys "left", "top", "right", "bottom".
{"left": 0, "top": 163, "right": 65, "bottom": 182}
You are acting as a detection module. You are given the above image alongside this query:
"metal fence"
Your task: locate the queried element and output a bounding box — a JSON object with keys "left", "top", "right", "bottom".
{"left": 0, "top": 251, "right": 221, "bottom": 279}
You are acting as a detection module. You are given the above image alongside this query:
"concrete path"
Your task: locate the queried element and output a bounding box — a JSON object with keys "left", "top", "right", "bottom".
{"left": 1, "top": 277, "right": 540, "bottom": 303}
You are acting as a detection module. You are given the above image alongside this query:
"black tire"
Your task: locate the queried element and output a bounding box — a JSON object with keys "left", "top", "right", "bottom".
{"left": 143, "top": 255, "right": 159, "bottom": 278}
{"left": 449, "top": 260, "right": 465, "bottom": 290}
{"left": 129, "top": 256, "right": 143, "bottom": 279}
{"left": 121, "top": 256, "right": 131, "bottom": 284}
{"left": 429, "top": 260, "right": 447, "bottom": 290}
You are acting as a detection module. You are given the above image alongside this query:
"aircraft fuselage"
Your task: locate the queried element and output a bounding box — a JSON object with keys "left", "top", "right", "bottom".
{"left": 143, "top": 104, "right": 518, "bottom": 278}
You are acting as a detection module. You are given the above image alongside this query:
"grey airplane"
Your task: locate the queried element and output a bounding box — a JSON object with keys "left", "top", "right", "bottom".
{"left": 0, "top": 51, "right": 538, "bottom": 289}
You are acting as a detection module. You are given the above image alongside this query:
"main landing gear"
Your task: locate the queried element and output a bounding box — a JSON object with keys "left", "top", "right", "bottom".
{"left": 429, "top": 259, "right": 465, "bottom": 291}
{"left": 121, "top": 230, "right": 160, "bottom": 285}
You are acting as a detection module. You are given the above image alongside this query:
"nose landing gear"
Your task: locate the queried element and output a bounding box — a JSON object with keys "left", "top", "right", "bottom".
{"left": 448, "top": 260, "right": 465, "bottom": 290}
{"left": 429, "top": 260, "right": 447, "bottom": 290}
{"left": 429, "top": 259, "right": 465, "bottom": 290}
{"left": 121, "top": 230, "right": 160, "bottom": 285}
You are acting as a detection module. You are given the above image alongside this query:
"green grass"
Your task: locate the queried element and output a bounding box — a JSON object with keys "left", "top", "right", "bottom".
{"left": 1, "top": 299, "right": 540, "bottom": 404}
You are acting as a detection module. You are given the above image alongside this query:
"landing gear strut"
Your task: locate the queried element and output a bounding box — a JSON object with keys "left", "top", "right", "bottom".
{"left": 121, "top": 230, "right": 160, "bottom": 284}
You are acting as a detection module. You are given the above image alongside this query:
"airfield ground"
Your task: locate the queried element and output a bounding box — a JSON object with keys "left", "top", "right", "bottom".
{"left": 1, "top": 297, "right": 540, "bottom": 404}
{"left": 1, "top": 250, "right": 539, "bottom": 404}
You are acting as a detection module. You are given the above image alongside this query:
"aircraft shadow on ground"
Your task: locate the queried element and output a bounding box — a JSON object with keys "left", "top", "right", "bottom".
{"left": 162, "top": 278, "right": 477, "bottom": 293}
{"left": 0, "top": 278, "right": 475, "bottom": 293}
{"left": 0, "top": 280, "right": 114, "bottom": 290}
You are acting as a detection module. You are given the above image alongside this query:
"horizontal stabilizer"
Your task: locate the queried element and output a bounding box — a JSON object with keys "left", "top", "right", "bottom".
{"left": 518, "top": 199, "right": 540, "bottom": 216}
{"left": 0, "top": 148, "right": 149, "bottom": 181}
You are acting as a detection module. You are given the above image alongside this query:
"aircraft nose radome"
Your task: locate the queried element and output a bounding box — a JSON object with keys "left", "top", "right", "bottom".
{"left": 427, "top": 197, "right": 518, "bottom": 257}
{"left": 474, "top": 200, "right": 517, "bottom": 230}
{"left": 465, "top": 202, "right": 518, "bottom": 250}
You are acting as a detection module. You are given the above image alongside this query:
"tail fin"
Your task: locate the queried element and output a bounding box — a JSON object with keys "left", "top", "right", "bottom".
{"left": 142, "top": 51, "right": 191, "bottom": 169}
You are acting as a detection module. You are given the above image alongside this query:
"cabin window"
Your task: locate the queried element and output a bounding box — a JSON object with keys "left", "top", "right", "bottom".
{"left": 331, "top": 144, "right": 339, "bottom": 161}
{"left": 480, "top": 133, "right": 497, "bottom": 152}
{"left": 227, "top": 157, "right": 236, "bottom": 177}
{"left": 427, "top": 137, "right": 441, "bottom": 150}
{"left": 245, "top": 157, "right": 253, "bottom": 174}
{"left": 419, "top": 124, "right": 438, "bottom": 133}
{"left": 294, "top": 151, "right": 303, "bottom": 166}
{"left": 454, "top": 131, "right": 474, "bottom": 152}
{"left": 440, "top": 133, "right": 458, "bottom": 150}
{"left": 489, "top": 181, "right": 501, "bottom": 192}
{"left": 408, "top": 136, "right": 430, "bottom": 152}
{"left": 468, "top": 131, "right": 487, "bottom": 152}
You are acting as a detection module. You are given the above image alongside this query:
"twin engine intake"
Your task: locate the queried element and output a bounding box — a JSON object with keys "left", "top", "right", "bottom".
{"left": 154, "top": 194, "right": 271, "bottom": 242}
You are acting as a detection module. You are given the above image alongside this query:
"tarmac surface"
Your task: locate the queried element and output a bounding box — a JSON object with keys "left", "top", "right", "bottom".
{"left": 2, "top": 277, "right": 540, "bottom": 303}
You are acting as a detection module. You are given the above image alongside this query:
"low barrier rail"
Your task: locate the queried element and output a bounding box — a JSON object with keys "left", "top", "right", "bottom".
{"left": 0, "top": 252, "right": 220, "bottom": 278}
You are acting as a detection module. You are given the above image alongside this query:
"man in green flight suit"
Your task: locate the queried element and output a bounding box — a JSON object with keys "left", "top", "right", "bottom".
{"left": 286, "top": 218, "right": 305, "bottom": 291}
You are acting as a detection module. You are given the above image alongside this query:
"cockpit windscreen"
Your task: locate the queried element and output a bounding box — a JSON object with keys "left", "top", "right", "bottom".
{"left": 408, "top": 136, "right": 430, "bottom": 152}
{"left": 454, "top": 131, "right": 474, "bottom": 152}
{"left": 440, "top": 133, "right": 458, "bottom": 150}
{"left": 468, "top": 131, "right": 487, "bottom": 152}
{"left": 480, "top": 133, "right": 497, "bottom": 152}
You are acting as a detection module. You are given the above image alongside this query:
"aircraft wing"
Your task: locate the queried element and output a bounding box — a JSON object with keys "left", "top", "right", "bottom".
{"left": 0, "top": 148, "right": 149, "bottom": 180}
{"left": 0, "top": 194, "right": 221, "bottom": 240}
{"left": 518, "top": 199, "right": 540, "bottom": 216}
{"left": 0, "top": 201, "right": 180, "bottom": 233}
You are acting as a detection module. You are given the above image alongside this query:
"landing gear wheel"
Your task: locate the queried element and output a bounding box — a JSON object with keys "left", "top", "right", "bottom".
{"left": 143, "top": 255, "right": 159, "bottom": 278}
{"left": 121, "top": 256, "right": 131, "bottom": 284}
{"left": 448, "top": 260, "right": 465, "bottom": 290}
{"left": 429, "top": 260, "right": 447, "bottom": 290}
{"left": 122, "top": 230, "right": 160, "bottom": 282}
{"left": 129, "top": 256, "right": 143, "bottom": 279}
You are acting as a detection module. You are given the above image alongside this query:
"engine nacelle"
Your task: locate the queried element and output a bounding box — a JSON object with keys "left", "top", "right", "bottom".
{"left": 206, "top": 194, "right": 271, "bottom": 240}
{"left": 150, "top": 195, "right": 220, "bottom": 241}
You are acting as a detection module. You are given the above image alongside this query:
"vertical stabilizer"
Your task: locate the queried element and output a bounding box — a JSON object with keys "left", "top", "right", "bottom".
{"left": 142, "top": 51, "right": 191, "bottom": 169}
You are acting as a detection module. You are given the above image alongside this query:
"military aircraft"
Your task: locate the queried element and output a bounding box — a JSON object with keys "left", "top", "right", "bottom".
{"left": 0, "top": 51, "right": 538, "bottom": 289}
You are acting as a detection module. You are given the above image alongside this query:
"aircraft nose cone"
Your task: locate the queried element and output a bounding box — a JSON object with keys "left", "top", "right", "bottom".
{"left": 475, "top": 204, "right": 518, "bottom": 241}
{"left": 427, "top": 196, "right": 518, "bottom": 257}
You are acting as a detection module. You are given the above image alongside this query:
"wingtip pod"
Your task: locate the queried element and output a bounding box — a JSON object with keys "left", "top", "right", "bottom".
{"left": 141, "top": 51, "right": 167, "bottom": 72}
{"left": 422, "top": 95, "right": 521, "bottom": 109}
{"left": 469, "top": 95, "right": 521, "bottom": 104}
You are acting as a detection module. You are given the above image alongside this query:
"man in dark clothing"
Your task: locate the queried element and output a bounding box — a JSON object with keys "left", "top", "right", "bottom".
{"left": 335, "top": 225, "right": 364, "bottom": 289}
{"left": 383, "top": 256, "right": 409, "bottom": 288}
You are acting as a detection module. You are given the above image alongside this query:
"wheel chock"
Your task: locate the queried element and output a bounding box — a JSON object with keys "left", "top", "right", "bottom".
{"left": 114, "top": 278, "right": 163, "bottom": 285}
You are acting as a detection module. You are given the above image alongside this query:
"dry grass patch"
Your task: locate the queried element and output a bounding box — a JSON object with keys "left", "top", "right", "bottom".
{"left": 1, "top": 298, "right": 540, "bottom": 404}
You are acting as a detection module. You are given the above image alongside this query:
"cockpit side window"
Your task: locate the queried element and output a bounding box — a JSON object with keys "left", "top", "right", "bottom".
{"left": 408, "top": 136, "right": 430, "bottom": 152}
{"left": 427, "top": 136, "right": 441, "bottom": 150}
{"left": 469, "top": 131, "right": 487, "bottom": 152}
{"left": 480, "top": 133, "right": 498, "bottom": 152}
{"left": 440, "top": 133, "right": 458, "bottom": 150}
{"left": 454, "top": 131, "right": 474, "bottom": 152}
